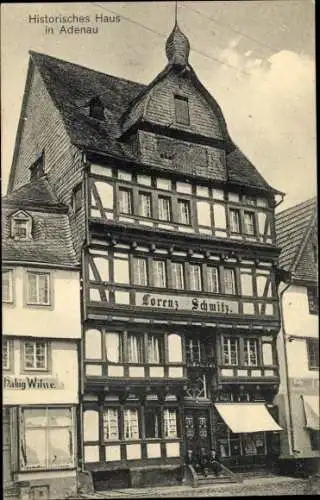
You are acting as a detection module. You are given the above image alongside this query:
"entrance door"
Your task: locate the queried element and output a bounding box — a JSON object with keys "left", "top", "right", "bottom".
{"left": 184, "top": 409, "right": 211, "bottom": 461}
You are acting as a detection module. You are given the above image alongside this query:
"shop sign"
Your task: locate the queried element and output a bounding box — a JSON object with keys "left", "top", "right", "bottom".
{"left": 135, "top": 292, "right": 239, "bottom": 314}
{"left": 3, "top": 375, "right": 64, "bottom": 390}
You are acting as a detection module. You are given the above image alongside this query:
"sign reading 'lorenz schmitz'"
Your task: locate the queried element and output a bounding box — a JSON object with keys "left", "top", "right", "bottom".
{"left": 3, "top": 376, "right": 64, "bottom": 390}
{"left": 135, "top": 293, "right": 239, "bottom": 314}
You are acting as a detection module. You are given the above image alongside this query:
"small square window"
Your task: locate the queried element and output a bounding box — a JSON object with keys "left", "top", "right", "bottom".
{"left": 2, "top": 270, "right": 13, "bottom": 303}
{"left": 174, "top": 96, "right": 190, "bottom": 126}
{"left": 26, "top": 272, "right": 50, "bottom": 305}
{"left": 23, "top": 341, "right": 48, "bottom": 371}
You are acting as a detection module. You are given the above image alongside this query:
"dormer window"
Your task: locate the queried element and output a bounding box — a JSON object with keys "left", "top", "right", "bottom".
{"left": 89, "top": 96, "right": 105, "bottom": 120}
{"left": 11, "top": 210, "right": 32, "bottom": 240}
{"left": 29, "top": 152, "right": 45, "bottom": 181}
{"left": 174, "top": 95, "right": 190, "bottom": 125}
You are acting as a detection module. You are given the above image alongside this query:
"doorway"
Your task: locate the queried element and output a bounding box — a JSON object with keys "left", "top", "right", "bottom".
{"left": 184, "top": 408, "right": 212, "bottom": 462}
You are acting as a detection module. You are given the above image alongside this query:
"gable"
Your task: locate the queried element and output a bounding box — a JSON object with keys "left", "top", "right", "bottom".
{"left": 294, "top": 219, "right": 318, "bottom": 282}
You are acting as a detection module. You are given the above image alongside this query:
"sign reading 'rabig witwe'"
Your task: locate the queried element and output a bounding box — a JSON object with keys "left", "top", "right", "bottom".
{"left": 135, "top": 293, "right": 239, "bottom": 314}
{"left": 3, "top": 376, "right": 64, "bottom": 390}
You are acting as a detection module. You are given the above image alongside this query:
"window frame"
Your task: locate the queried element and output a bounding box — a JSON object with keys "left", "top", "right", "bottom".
{"left": 138, "top": 191, "right": 152, "bottom": 218}
{"left": 22, "top": 340, "right": 50, "bottom": 373}
{"left": 118, "top": 187, "right": 133, "bottom": 215}
{"left": 103, "top": 408, "right": 120, "bottom": 442}
{"left": 171, "top": 261, "right": 185, "bottom": 290}
{"left": 132, "top": 256, "right": 148, "bottom": 286}
{"left": 177, "top": 198, "right": 191, "bottom": 225}
{"left": 11, "top": 211, "right": 32, "bottom": 240}
{"left": 243, "top": 210, "right": 256, "bottom": 236}
{"left": 307, "top": 338, "right": 319, "bottom": 371}
{"left": 2, "top": 269, "right": 14, "bottom": 304}
{"left": 223, "top": 268, "right": 237, "bottom": 295}
{"left": 229, "top": 208, "right": 241, "bottom": 234}
{"left": 243, "top": 338, "right": 259, "bottom": 367}
{"left": 127, "top": 333, "right": 144, "bottom": 364}
{"left": 123, "top": 408, "right": 140, "bottom": 440}
{"left": 157, "top": 195, "right": 172, "bottom": 222}
{"left": 222, "top": 336, "right": 239, "bottom": 366}
{"left": 189, "top": 263, "right": 203, "bottom": 291}
{"left": 25, "top": 270, "right": 52, "bottom": 307}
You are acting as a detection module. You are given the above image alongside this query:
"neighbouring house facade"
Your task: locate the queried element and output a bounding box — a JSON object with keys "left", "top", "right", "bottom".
{"left": 2, "top": 179, "right": 81, "bottom": 500}
{"left": 275, "top": 197, "right": 319, "bottom": 474}
{"left": 5, "top": 23, "right": 285, "bottom": 491}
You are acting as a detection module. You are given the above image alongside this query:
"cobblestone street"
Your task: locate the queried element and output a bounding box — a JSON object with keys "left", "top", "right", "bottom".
{"left": 69, "top": 475, "right": 319, "bottom": 499}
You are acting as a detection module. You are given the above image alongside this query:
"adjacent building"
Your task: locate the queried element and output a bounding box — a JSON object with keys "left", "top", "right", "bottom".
{"left": 275, "top": 197, "right": 319, "bottom": 474}
{"left": 5, "top": 23, "right": 285, "bottom": 491}
{"left": 2, "top": 178, "right": 81, "bottom": 500}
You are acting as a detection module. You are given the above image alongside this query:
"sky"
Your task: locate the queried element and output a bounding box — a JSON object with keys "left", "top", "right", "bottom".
{"left": 1, "top": 1, "right": 316, "bottom": 210}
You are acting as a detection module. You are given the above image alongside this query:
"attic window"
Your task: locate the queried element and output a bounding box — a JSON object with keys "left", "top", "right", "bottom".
{"left": 89, "top": 97, "right": 105, "bottom": 120}
{"left": 11, "top": 211, "right": 32, "bottom": 240}
{"left": 174, "top": 95, "right": 190, "bottom": 126}
{"left": 29, "top": 152, "right": 45, "bottom": 181}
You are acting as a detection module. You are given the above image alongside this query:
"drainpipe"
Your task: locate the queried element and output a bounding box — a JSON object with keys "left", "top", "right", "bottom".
{"left": 279, "top": 279, "right": 298, "bottom": 456}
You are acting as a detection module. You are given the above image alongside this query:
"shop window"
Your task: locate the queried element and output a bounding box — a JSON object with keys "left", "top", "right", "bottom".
{"left": 244, "top": 338, "right": 258, "bottom": 367}
{"left": 113, "top": 254, "right": 129, "bottom": 284}
{"left": 128, "top": 334, "right": 144, "bottom": 364}
{"left": 307, "top": 287, "right": 318, "bottom": 315}
{"left": 2, "top": 269, "right": 13, "bottom": 303}
{"left": 20, "top": 407, "right": 74, "bottom": 470}
{"left": 145, "top": 408, "right": 161, "bottom": 439}
{"left": 105, "top": 333, "right": 123, "bottom": 363}
{"left": 189, "top": 264, "right": 202, "bottom": 291}
{"left": 83, "top": 409, "right": 99, "bottom": 441}
{"left": 72, "top": 183, "right": 83, "bottom": 213}
{"left": 172, "top": 262, "right": 185, "bottom": 290}
{"left": 222, "top": 337, "right": 239, "bottom": 366}
{"left": 23, "top": 341, "right": 48, "bottom": 371}
{"left": 11, "top": 211, "right": 32, "bottom": 240}
{"left": 85, "top": 329, "right": 102, "bottom": 360}
{"left": 139, "top": 192, "right": 152, "bottom": 218}
{"left": 133, "top": 257, "right": 148, "bottom": 286}
{"left": 243, "top": 211, "right": 256, "bottom": 235}
{"left": 153, "top": 260, "right": 167, "bottom": 288}
{"left": 177, "top": 199, "right": 191, "bottom": 225}
{"left": 124, "top": 409, "right": 140, "bottom": 440}
{"left": 242, "top": 432, "right": 266, "bottom": 455}
{"left": 310, "top": 430, "right": 320, "bottom": 451}
{"left": 262, "top": 342, "right": 274, "bottom": 366}
{"left": 174, "top": 95, "right": 190, "bottom": 125}
{"left": 163, "top": 409, "right": 178, "bottom": 438}
{"left": 224, "top": 268, "right": 236, "bottom": 295}
{"left": 207, "top": 266, "right": 219, "bottom": 293}
{"left": 118, "top": 188, "right": 132, "bottom": 215}
{"left": 158, "top": 196, "right": 171, "bottom": 221}
{"left": 168, "top": 334, "right": 182, "bottom": 363}
{"left": 26, "top": 272, "right": 50, "bottom": 306}
{"left": 147, "top": 334, "right": 163, "bottom": 364}
{"left": 2, "top": 338, "right": 10, "bottom": 370}
{"left": 229, "top": 209, "right": 240, "bottom": 233}
{"left": 307, "top": 339, "right": 319, "bottom": 370}
{"left": 103, "top": 409, "right": 119, "bottom": 441}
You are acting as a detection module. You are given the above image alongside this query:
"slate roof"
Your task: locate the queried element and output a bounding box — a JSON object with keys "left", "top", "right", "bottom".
{"left": 275, "top": 197, "right": 317, "bottom": 275}
{"left": 29, "top": 51, "right": 280, "bottom": 195}
{"left": 2, "top": 178, "right": 79, "bottom": 268}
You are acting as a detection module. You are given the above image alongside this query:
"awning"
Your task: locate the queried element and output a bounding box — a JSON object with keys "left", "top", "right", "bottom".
{"left": 215, "top": 403, "right": 282, "bottom": 433}
{"left": 302, "top": 395, "right": 320, "bottom": 430}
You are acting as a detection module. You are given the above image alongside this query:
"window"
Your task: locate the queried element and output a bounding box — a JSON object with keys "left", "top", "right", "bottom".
{"left": 23, "top": 341, "right": 48, "bottom": 371}
{"left": 224, "top": 269, "right": 236, "bottom": 295}
{"left": 158, "top": 196, "right": 171, "bottom": 222}
{"left": 20, "top": 407, "right": 74, "bottom": 470}
{"left": 175, "top": 95, "right": 190, "bottom": 126}
{"left": 168, "top": 334, "right": 182, "bottom": 363}
{"left": 189, "top": 264, "right": 202, "bottom": 291}
{"left": 118, "top": 188, "right": 132, "bottom": 215}
{"left": 307, "top": 339, "right": 319, "bottom": 370}
{"left": 223, "top": 337, "right": 239, "bottom": 366}
{"left": 147, "top": 334, "right": 163, "bottom": 364}
{"left": 186, "top": 339, "right": 202, "bottom": 364}
{"left": 113, "top": 254, "right": 129, "bottom": 284}
{"left": 124, "top": 409, "right": 139, "bottom": 440}
{"left": 2, "top": 270, "right": 13, "bottom": 303}
{"left": 128, "top": 334, "right": 144, "bottom": 364}
{"left": 145, "top": 408, "right": 161, "bottom": 439}
{"left": 105, "top": 333, "right": 123, "bottom": 363}
{"left": 139, "top": 192, "right": 152, "bottom": 218}
{"left": 163, "top": 409, "right": 178, "bottom": 438}
{"left": 72, "top": 183, "right": 83, "bottom": 212}
{"left": 103, "top": 409, "right": 119, "bottom": 441}
{"left": 154, "top": 260, "right": 167, "bottom": 288}
{"left": 85, "top": 329, "right": 102, "bottom": 360}
{"left": 3, "top": 339, "right": 10, "bottom": 370}
{"left": 13, "top": 220, "right": 28, "bottom": 239}
{"left": 244, "top": 211, "right": 256, "bottom": 235}
{"left": 244, "top": 339, "right": 258, "bottom": 367}
{"left": 240, "top": 271, "right": 253, "bottom": 296}
{"left": 307, "top": 287, "right": 318, "bottom": 315}
{"left": 177, "top": 199, "right": 191, "bottom": 225}
{"left": 26, "top": 272, "right": 50, "bottom": 305}
{"left": 172, "top": 262, "right": 185, "bottom": 290}
{"left": 229, "top": 209, "right": 240, "bottom": 233}
{"left": 133, "top": 257, "right": 148, "bottom": 286}
{"left": 207, "top": 266, "right": 219, "bottom": 293}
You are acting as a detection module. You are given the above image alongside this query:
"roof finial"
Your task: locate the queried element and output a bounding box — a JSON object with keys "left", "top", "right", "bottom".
{"left": 165, "top": 3, "right": 190, "bottom": 68}
{"left": 175, "top": 0, "right": 178, "bottom": 25}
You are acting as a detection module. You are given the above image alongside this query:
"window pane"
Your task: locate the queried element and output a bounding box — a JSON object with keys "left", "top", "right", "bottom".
{"left": 229, "top": 209, "right": 240, "bottom": 233}
{"left": 139, "top": 193, "right": 152, "bottom": 218}
{"left": 113, "top": 257, "right": 129, "bottom": 284}
{"left": 145, "top": 409, "right": 160, "bottom": 438}
{"left": 244, "top": 339, "right": 258, "bottom": 366}
{"left": 168, "top": 334, "right": 182, "bottom": 363}
{"left": 262, "top": 343, "right": 273, "bottom": 366}
{"left": 223, "top": 337, "right": 239, "bottom": 366}
{"left": 154, "top": 261, "right": 167, "bottom": 288}
{"left": 197, "top": 200, "right": 211, "bottom": 227}
{"left": 27, "top": 273, "right": 37, "bottom": 303}
{"left": 119, "top": 189, "right": 132, "bottom": 214}
{"left": 178, "top": 200, "right": 191, "bottom": 225}
{"left": 172, "top": 263, "right": 184, "bottom": 290}
{"left": 148, "top": 335, "right": 162, "bottom": 364}
{"left": 124, "top": 409, "right": 139, "bottom": 440}
{"left": 158, "top": 196, "right": 171, "bottom": 221}
{"left": 103, "top": 409, "right": 119, "bottom": 441}
{"left": 48, "top": 408, "right": 72, "bottom": 427}
{"left": 224, "top": 269, "right": 236, "bottom": 295}
{"left": 23, "top": 408, "right": 47, "bottom": 427}
{"left": 106, "top": 333, "right": 122, "bottom": 363}
{"left": 48, "top": 428, "right": 73, "bottom": 466}
{"left": 244, "top": 212, "right": 256, "bottom": 235}
{"left": 207, "top": 267, "right": 219, "bottom": 293}
{"left": 133, "top": 258, "right": 148, "bottom": 286}
{"left": 14, "top": 220, "right": 28, "bottom": 238}
{"left": 2, "top": 270, "right": 12, "bottom": 302}
{"left": 23, "top": 428, "right": 47, "bottom": 468}
{"left": 307, "top": 340, "right": 319, "bottom": 369}
{"left": 38, "top": 274, "right": 49, "bottom": 304}
{"left": 175, "top": 96, "right": 190, "bottom": 125}
{"left": 35, "top": 342, "right": 47, "bottom": 369}
{"left": 164, "top": 409, "right": 178, "bottom": 438}
{"left": 128, "top": 335, "right": 143, "bottom": 363}
{"left": 189, "top": 264, "right": 202, "bottom": 291}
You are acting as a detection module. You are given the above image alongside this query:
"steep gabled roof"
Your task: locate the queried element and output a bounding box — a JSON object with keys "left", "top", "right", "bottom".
{"left": 3, "top": 176, "right": 67, "bottom": 211}
{"left": 27, "top": 50, "right": 280, "bottom": 194}
{"left": 275, "top": 197, "right": 317, "bottom": 276}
